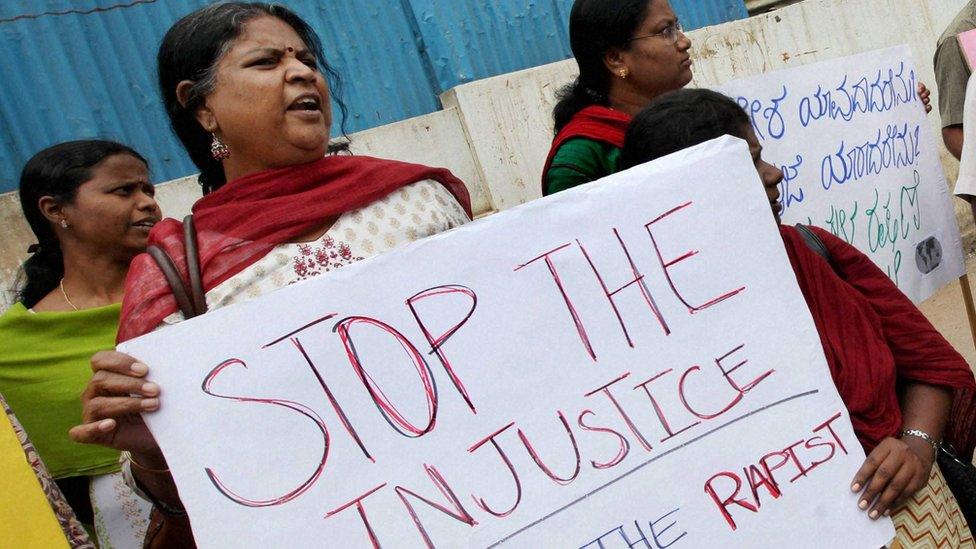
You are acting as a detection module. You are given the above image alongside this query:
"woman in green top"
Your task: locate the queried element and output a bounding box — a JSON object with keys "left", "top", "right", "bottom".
{"left": 0, "top": 140, "right": 160, "bottom": 545}
{"left": 542, "top": 0, "right": 694, "bottom": 196}
{"left": 541, "top": 0, "right": 933, "bottom": 196}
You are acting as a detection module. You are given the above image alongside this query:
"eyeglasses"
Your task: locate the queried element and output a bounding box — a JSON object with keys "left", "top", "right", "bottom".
{"left": 628, "top": 22, "right": 684, "bottom": 45}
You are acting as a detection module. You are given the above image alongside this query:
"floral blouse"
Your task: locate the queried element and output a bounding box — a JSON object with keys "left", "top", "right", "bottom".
{"left": 162, "top": 179, "right": 470, "bottom": 319}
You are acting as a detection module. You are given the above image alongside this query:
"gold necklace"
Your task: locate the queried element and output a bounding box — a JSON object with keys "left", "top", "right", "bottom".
{"left": 59, "top": 279, "right": 80, "bottom": 311}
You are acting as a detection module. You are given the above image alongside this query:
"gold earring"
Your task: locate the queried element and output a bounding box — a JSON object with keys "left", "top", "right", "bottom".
{"left": 619, "top": 69, "right": 629, "bottom": 79}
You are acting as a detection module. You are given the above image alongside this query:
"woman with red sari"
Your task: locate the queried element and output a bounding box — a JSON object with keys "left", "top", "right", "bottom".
{"left": 68, "top": 3, "right": 471, "bottom": 544}
{"left": 542, "top": 0, "right": 694, "bottom": 196}
{"left": 620, "top": 88, "right": 976, "bottom": 547}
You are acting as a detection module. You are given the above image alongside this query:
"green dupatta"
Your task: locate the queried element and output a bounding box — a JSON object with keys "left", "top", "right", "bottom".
{"left": 0, "top": 302, "right": 122, "bottom": 478}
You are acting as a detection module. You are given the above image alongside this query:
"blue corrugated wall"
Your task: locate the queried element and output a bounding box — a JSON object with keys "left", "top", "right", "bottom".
{"left": 0, "top": 0, "right": 746, "bottom": 192}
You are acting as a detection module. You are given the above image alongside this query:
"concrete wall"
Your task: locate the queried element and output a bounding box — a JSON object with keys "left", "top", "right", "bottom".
{"left": 1, "top": 0, "right": 970, "bottom": 311}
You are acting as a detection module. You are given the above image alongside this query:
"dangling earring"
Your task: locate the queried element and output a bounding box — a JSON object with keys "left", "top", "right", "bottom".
{"left": 210, "top": 133, "right": 231, "bottom": 160}
{"left": 59, "top": 218, "right": 69, "bottom": 229}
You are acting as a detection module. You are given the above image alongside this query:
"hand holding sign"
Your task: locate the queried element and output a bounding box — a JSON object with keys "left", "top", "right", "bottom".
{"left": 118, "top": 137, "right": 894, "bottom": 548}
{"left": 852, "top": 436, "right": 932, "bottom": 519}
{"left": 70, "top": 351, "right": 161, "bottom": 458}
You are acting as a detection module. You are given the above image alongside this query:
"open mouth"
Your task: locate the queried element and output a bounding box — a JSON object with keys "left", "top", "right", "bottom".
{"left": 287, "top": 93, "right": 322, "bottom": 112}
{"left": 132, "top": 219, "right": 158, "bottom": 229}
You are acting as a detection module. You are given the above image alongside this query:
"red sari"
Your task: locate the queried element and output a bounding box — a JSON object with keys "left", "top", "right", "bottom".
{"left": 781, "top": 225, "right": 976, "bottom": 456}
{"left": 541, "top": 105, "right": 631, "bottom": 195}
{"left": 118, "top": 156, "right": 471, "bottom": 342}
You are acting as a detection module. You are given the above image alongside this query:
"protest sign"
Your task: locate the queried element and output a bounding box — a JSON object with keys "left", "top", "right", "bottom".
{"left": 121, "top": 137, "right": 894, "bottom": 548}
{"left": 718, "top": 45, "right": 965, "bottom": 303}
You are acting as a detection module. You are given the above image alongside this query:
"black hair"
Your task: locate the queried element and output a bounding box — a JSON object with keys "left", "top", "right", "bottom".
{"left": 620, "top": 88, "right": 750, "bottom": 170}
{"left": 157, "top": 2, "right": 348, "bottom": 195}
{"left": 16, "top": 140, "right": 148, "bottom": 308}
{"left": 553, "top": 0, "right": 651, "bottom": 133}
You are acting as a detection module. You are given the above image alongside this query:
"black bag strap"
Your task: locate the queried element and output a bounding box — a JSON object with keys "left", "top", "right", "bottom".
{"left": 146, "top": 214, "right": 208, "bottom": 320}
{"left": 794, "top": 223, "right": 832, "bottom": 265}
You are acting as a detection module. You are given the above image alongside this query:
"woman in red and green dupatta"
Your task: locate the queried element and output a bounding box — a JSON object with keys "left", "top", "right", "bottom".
{"left": 542, "top": 0, "right": 694, "bottom": 196}
{"left": 69, "top": 4, "right": 471, "bottom": 546}
{"left": 542, "top": 0, "right": 934, "bottom": 198}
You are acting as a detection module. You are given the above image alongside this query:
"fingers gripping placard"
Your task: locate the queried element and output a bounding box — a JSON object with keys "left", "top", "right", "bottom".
{"left": 121, "top": 137, "right": 894, "bottom": 548}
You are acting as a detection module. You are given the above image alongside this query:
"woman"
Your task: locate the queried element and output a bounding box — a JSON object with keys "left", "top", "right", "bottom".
{"left": 0, "top": 140, "right": 157, "bottom": 545}
{"left": 542, "top": 0, "right": 693, "bottom": 196}
{"left": 620, "top": 88, "right": 976, "bottom": 547}
{"left": 69, "top": 3, "right": 472, "bottom": 544}
{"left": 542, "top": 0, "right": 935, "bottom": 197}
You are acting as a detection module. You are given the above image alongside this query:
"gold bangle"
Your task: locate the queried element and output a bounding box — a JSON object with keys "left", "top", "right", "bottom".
{"left": 122, "top": 450, "right": 170, "bottom": 474}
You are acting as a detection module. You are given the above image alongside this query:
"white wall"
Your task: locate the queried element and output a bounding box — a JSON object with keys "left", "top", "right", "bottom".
{"left": 1, "top": 0, "right": 970, "bottom": 311}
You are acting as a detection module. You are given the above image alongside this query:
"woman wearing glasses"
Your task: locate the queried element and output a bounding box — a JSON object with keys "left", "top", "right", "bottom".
{"left": 542, "top": 0, "right": 692, "bottom": 196}
{"left": 541, "top": 0, "right": 934, "bottom": 197}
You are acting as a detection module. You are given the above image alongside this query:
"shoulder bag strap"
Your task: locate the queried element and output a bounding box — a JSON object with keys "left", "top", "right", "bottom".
{"left": 794, "top": 223, "right": 833, "bottom": 265}
{"left": 182, "top": 215, "right": 207, "bottom": 316}
{"left": 146, "top": 246, "right": 196, "bottom": 319}
{"left": 146, "top": 214, "right": 208, "bottom": 320}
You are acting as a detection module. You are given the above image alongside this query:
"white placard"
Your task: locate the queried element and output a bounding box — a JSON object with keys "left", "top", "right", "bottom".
{"left": 121, "top": 137, "right": 893, "bottom": 548}
{"left": 718, "top": 45, "right": 965, "bottom": 303}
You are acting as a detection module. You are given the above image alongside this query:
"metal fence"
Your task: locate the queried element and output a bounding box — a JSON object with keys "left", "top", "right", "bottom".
{"left": 0, "top": 0, "right": 746, "bottom": 192}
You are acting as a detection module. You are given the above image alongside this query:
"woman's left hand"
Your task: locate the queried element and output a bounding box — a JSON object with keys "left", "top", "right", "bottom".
{"left": 918, "top": 82, "right": 933, "bottom": 114}
{"left": 850, "top": 436, "right": 934, "bottom": 519}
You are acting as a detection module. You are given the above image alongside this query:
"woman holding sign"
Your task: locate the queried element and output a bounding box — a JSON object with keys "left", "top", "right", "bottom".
{"left": 620, "top": 88, "right": 976, "bottom": 548}
{"left": 68, "top": 3, "right": 472, "bottom": 545}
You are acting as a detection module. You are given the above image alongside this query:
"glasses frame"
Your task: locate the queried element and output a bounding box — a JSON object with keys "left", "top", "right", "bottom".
{"left": 627, "top": 22, "right": 684, "bottom": 45}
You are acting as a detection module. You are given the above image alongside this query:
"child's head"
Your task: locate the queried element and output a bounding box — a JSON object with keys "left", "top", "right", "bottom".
{"left": 620, "top": 88, "right": 784, "bottom": 220}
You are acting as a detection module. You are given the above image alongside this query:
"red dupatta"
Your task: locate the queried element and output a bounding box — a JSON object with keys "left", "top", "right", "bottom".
{"left": 781, "top": 225, "right": 976, "bottom": 456}
{"left": 118, "top": 155, "right": 471, "bottom": 342}
{"left": 541, "top": 105, "right": 631, "bottom": 195}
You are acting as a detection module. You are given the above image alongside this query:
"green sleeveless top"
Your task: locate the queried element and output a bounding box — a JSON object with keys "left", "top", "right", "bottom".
{"left": 0, "top": 302, "right": 122, "bottom": 478}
